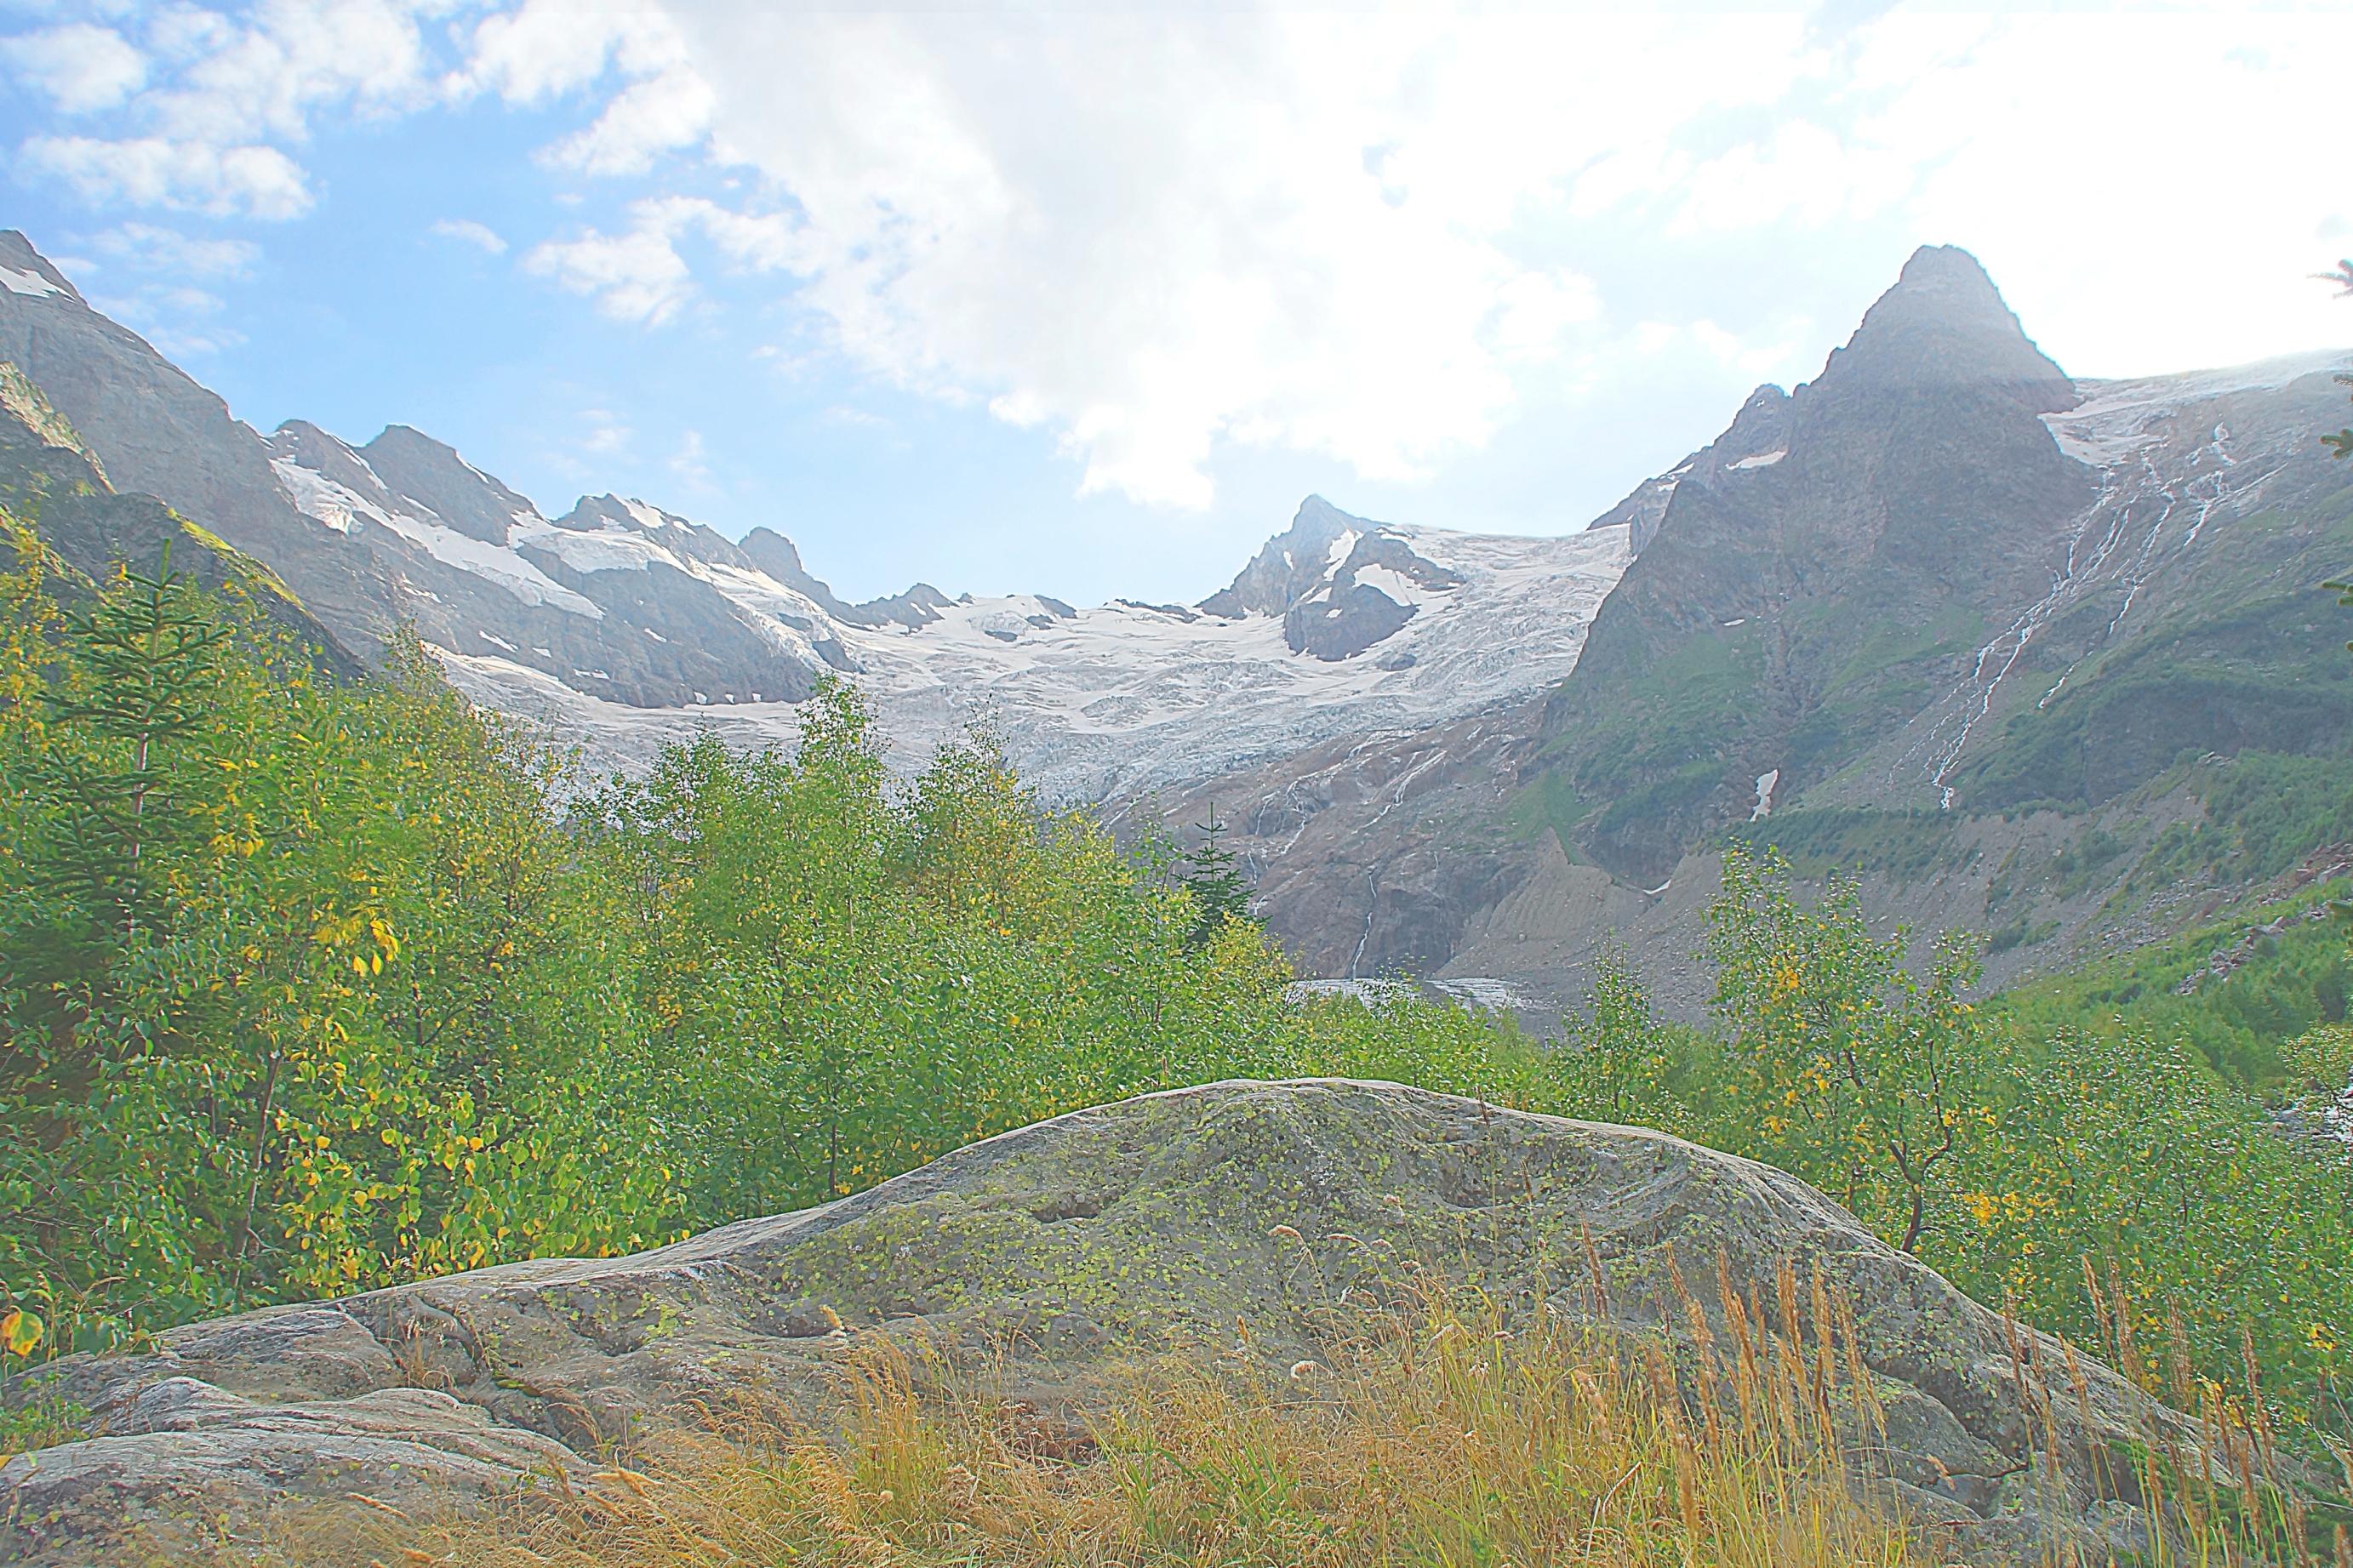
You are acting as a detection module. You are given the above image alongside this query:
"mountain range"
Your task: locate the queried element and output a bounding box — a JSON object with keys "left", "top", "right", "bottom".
{"left": 3, "top": 231, "right": 2349, "bottom": 1025}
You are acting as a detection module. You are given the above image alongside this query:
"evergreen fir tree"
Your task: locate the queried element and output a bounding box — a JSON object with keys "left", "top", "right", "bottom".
{"left": 37, "top": 543, "right": 231, "bottom": 932}
{"left": 1177, "top": 806, "right": 1252, "bottom": 946}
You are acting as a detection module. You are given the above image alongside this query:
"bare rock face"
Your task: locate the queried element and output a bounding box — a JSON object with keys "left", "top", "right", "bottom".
{"left": 0, "top": 361, "right": 362, "bottom": 676}
{"left": 5, "top": 1080, "right": 2215, "bottom": 1565}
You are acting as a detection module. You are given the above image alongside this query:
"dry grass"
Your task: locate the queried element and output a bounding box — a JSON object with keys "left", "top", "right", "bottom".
{"left": 308, "top": 1274, "right": 1929, "bottom": 1568}
{"left": 166, "top": 1259, "right": 2329, "bottom": 1568}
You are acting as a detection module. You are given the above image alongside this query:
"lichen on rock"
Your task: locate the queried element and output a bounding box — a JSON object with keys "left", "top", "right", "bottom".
{"left": 2, "top": 1080, "right": 2246, "bottom": 1565}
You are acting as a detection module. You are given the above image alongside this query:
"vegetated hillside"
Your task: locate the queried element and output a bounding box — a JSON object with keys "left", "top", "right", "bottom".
{"left": 1178, "top": 248, "right": 2353, "bottom": 1022}
{"left": 8, "top": 506, "right": 2353, "bottom": 1567}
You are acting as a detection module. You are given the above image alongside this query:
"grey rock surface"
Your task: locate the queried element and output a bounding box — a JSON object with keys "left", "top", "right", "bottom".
{"left": 0, "top": 230, "right": 857, "bottom": 710}
{"left": 6, "top": 1080, "right": 2218, "bottom": 1564}
{"left": 0, "top": 359, "right": 362, "bottom": 676}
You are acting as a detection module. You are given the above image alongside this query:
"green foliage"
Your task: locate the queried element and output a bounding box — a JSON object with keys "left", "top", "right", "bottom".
{"left": 1724, "top": 806, "right": 1965, "bottom": 882}
{"left": 1950, "top": 1023, "right": 2353, "bottom": 1427}
{"left": 2, "top": 532, "right": 677, "bottom": 1353}
{"left": 1552, "top": 944, "right": 1689, "bottom": 1126}
{"left": 0, "top": 1390, "right": 84, "bottom": 1457}
{"left": 1537, "top": 852, "right": 2353, "bottom": 1432}
{"left": 1997, "top": 887, "right": 2353, "bottom": 1092}
{"left": 0, "top": 517, "right": 1532, "bottom": 1357}
{"left": 571, "top": 702, "right": 1535, "bottom": 1224}
{"left": 9, "top": 503, "right": 2352, "bottom": 1457}
{"left": 1698, "top": 849, "right": 1990, "bottom": 1255}
{"left": 1175, "top": 808, "right": 1253, "bottom": 946}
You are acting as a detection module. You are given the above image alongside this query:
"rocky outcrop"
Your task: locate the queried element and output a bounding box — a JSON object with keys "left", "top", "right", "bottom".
{"left": 3, "top": 1080, "right": 2227, "bottom": 1565}
{"left": 1195, "top": 493, "right": 1474, "bottom": 661}
{"left": 1539, "top": 245, "right": 2099, "bottom": 888}
{"left": 0, "top": 363, "right": 360, "bottom": 676}
{"left": 738, "top": 527, "right": 959, "bottom": 632}
{"left": 1198, "top": 493, "right": 1361, "bottom": 617}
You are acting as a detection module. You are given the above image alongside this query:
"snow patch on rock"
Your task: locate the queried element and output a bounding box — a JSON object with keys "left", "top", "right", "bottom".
{"left": 274, "top": 458, "right": 603, "bottom": 619}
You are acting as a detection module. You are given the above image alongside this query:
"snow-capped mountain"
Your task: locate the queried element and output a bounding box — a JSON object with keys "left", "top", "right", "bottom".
{"left": 10, "top": 225, "right": 2352, "bottom": 1032}
{"left": 437, "top": 498, "right": 1627, "bottom": 798}
{"left": 0, "top": 228, "right": 1631, "bottom": 808}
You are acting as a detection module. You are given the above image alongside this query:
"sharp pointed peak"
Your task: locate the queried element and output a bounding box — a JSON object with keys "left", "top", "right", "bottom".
{"left": 1813, "top": 242, "right": 2073, "bottom": 406}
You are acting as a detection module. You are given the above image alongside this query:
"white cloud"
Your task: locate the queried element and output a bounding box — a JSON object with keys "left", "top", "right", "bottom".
{"left": 431, "top": 217, "right": 509, "bottom": 255}
{"left": 521, "top": 195, "right": 801, "bottom": 325}
{"left": 6, "top": 0, "right": 444, "bottom": 219}
{"left": 1492, "top": 271, "right": 1602, "bottom": 361}
{"left": 88, "top": 220, "right": 261, "bottom": 278}
{"left": 89, "top": 281, "right": 244, "bottom": 356}
{"left": 539, "top": 65, "right": 714, "bottom": 176}
{"left": 526, "top": 211, "right": 697, "bottom": 326}
{"left": 9, "top": 0, "right": 2349, "bottom": 514}
{"left": 20, "top": 135, "right": 312, "bottom": 219}
{"left": 452, "top": 0, "right": 685, "bottom": 107}
{"left": 577, "top": 3, "right": 2345, "bottom": 506}
{"left": 668, "top": 428, "right": 712, "bottom": 488}
{"left": 649, "top": 7, "right": 1790, "bottom": 507}
{"left": 2, "top": 22, "right": 147, "bottom": 111}
{"left": 1839, "top": 13, "right": 2353, "bottom": 377}
{"left": 579, "top": 409, "right": 631, "bottom": 454}
{"left": 142, "top": 0, "right": 437, "bottom": 145}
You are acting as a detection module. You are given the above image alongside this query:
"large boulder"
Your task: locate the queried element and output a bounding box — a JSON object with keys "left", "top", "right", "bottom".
{"left": 3, "top": 1080, "right": 2217, "bottom": 1563}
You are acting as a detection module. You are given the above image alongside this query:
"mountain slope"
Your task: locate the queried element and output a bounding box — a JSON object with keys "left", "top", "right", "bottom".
{"left": 0, "top": 231, "right": 883, "bottom": 709}
{"left": 9, "top": 226, "right": 2352, "bottom": 1027}
{"left": 438, "top": 496, "right": 1628, "bottom": 801}
{"left": 0, "top": 231, "right": 1632, "bottom": 812}
{"left": 1149, "top": 252, "right": 2353, "bottom": 1022}
{"left": 0, "top": 359, "right": 358, "bottom": 672}
{"left": 1539, "top": 245, "right": 2095, "bottom": 886}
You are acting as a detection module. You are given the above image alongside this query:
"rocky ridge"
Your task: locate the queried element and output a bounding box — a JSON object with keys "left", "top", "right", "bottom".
{"left": 0, "top": 358, "right": 359, "bottom": 673}
{"left": 0, "top": 228, "right": 1631, "bottom": 811}
{"left": 7, "top": 226, "right": 2352, "bottom": 1023}
{"left": 3, "top": 1080, "right": 2230, "bottom": 1565}
{"left": 1164, "top": 254, "right": 2353, "bottom": 1019}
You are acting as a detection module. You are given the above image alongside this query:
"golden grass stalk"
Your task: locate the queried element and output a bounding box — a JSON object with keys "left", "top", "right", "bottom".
{"left": 291, "top": 1291, "right": 1919, "bottom": 1568}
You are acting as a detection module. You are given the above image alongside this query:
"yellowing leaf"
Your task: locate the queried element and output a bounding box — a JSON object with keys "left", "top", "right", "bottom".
{"left": 2, "top": 1309, "right": 43, "bottom": 1357}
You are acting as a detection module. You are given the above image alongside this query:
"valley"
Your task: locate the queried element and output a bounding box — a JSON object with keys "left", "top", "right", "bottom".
{"left": 7, "top": 231, "right": 2350, "bottom": 1032}
{"left": 5, "top": 226, "right": 2353, "bottom": 1568}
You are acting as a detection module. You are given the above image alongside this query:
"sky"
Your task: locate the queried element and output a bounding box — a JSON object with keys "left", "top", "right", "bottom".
{"left": 0, "top": 1, "right": 2348, "bottom": 607}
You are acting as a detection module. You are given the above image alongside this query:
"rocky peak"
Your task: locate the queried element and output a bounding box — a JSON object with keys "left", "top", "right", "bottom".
{"left": 1716, "top": 383, "right": 1793, "bottom": 459}
{"left": 835, "top": 581, "right": 956, "bottom": 630}
{"left": 737, "top": 526, "right": 962, "bottom": 630}
{"left": 361, "top": 425, "right": 542, "bottom": 545}
{"left": 740, "top": 526, "right": 851, "bottom": 614}
{"left": 1585, "top": 384, "right": 1796, "bottom": 556}
{"left": 1813, "top": 244, "right": 2076, "bottom": 412}
{"left": 557, "top": 493, "right": 752, "bottom": 571}
{"left": 1198, "top": 494, "right": 1362, "bottom": 617}
{"left": 268, "top": 420, "right": 391, "bottom": 506}
{"left": 0, "top": 231, "right": 79, "bottom": 304}
{"left": 1197, "top": 494, "right": 1465, "bottom": 660}
{"left": 1539, "top": 244, "right": 2099, "bottom": 887}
